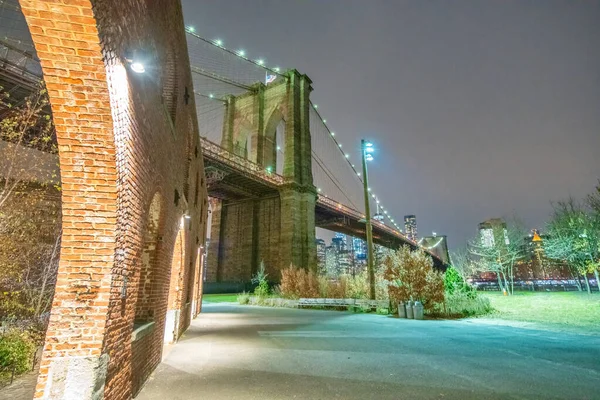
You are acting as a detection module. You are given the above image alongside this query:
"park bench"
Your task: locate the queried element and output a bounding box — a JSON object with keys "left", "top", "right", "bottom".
{"left": 298, "top": 298, "right": 389, "bottom": 311}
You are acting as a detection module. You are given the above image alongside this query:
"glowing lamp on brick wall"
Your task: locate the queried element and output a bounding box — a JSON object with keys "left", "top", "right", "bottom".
{"left": 125, "top": 50, "right": 146, "bottom": 74}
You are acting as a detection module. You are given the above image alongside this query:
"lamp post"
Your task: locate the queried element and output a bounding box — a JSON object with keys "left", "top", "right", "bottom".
{"left": 361, "top": 139, "right": 376, "bottom": 300}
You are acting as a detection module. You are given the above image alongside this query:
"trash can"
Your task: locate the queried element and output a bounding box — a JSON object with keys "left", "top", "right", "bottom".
{"left": 413, "top": 301, "right": 424, "bottom": 320}
{"left": 405, "top": 300, "right": 414, "bottom": 319}
{"left": 398, "top": 302, "right": 407, "bottom": 318}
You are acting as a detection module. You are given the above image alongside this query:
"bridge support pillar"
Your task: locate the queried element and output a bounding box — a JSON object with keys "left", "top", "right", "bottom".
{"left": 205, "top": 69, "right": 318, "bottom": 288}
{"left": 279, "top": 188, "right": 317, "bottom": 275}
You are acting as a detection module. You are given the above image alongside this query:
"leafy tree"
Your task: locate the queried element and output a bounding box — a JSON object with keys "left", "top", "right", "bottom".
{"left": 468, "top": 220, "right": 526, "bottom": 295}
{"left": 544, "top": 199, "right": 599, "bottom": 294}
{"left": 383, "top": 245, "right": 444, "bottom": 311}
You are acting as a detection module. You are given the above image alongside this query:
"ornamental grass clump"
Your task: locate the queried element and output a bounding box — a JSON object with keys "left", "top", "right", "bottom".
{"left": 279, "top": 265, "right": 319, "bottom": 299}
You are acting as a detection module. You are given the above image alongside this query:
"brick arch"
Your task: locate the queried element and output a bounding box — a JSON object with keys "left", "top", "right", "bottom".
{"left": 18, "top": 1, "right": 210, "bottom": 399}
{"left": 233, "top": 123, "right": 255, "bottom": 161}
{"left": 18, "top": 1, "right": 120, "bottom": 399}
{"left": 135, "top": 192, "right": 162, "bottom": 322}
{"left": 163, "top": 215, "right": 186, "bottom": 344}
{"left": 263, "top": 106, "right": 286, "bottom": 173}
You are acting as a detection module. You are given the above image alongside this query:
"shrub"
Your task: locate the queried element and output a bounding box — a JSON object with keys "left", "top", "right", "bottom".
{"left": 444, "top": 266, "right": 475, "bottom": 298}
{"left": 237, "top": 292, "right": 250, "bottom": 305}
{"left": 0, "top": 329, "right": 36, "bottom": 378}
{"left": 383, "top": 246, "right": 445, "bottom": 311}
{"left": 346, "top": 273, "right": 368, "bottom": 299}
{"left": 279, "top": 265, "right": 319, "bottom": 299}
{"left": 320, "top": 276, "right": 347, "bottom": 299}
{"left": 251, "top": 261, "right": 270, "bottom": 298}
{"left": 440, "top": 290, "right": 493, "bottom": 317}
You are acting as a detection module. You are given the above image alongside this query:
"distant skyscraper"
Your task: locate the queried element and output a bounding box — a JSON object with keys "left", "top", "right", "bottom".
{"left": 352, "top": 237, "right": 366, "bottom": 261}
{"left": 478, "top": 218, "right": 508, "bottom": 248}
{"left": 332, "top": 232, "right": 348, "bottom": 251}
{"left": 404, "top": 215, "right": 417, "bottom": 241}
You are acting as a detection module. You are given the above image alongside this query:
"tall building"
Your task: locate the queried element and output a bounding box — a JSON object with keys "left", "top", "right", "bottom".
{"left": 352, "top": 237, "right": 367, "bottom": 261}
{"left": 333, "top": 232, "right": 348, "bottom": 250}
{"left": 478, "top": 218, "right": 508, "bottom": 247}
{"left": 404, "top": 215, "right": 417, "bottom": 241}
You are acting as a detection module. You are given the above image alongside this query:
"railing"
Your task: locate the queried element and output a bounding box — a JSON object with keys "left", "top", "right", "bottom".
{"left": 317, "top": 194, "right": 442, "bottom": 262}
{"left": 0, "top": 39, "right": 42, "bottom": 83}
{"left": 199, "top": 138, "right": 444, "bottom": 265}
{"left": 199, "top": 137, "right": 285, "bottom": 186}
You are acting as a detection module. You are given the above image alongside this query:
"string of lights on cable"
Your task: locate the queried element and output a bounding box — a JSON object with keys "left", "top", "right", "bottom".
{"left": 184, "top": 25, "right": 405, "bottom": 235}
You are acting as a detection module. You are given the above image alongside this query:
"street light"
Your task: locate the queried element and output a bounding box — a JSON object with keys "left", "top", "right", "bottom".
{"left": 361, "top": 139, "right": 376, "bottom": 300}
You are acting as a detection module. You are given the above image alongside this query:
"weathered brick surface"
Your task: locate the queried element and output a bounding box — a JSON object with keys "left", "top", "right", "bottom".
{"left": 18, "top": 0, "right": 208, "bottom": 399}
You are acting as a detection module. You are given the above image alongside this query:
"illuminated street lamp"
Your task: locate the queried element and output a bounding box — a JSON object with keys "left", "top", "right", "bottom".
{"left": 361, "top": 139, "right": 376, "bottom": 300}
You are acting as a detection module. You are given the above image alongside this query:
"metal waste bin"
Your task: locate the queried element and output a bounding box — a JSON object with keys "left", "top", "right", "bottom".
{"left": 413, "top": 301, "right": 424, "bottom": 320}
{"left": 398, "top": 302, "right": 407, "bottom": 318}
{"left": 405, "top": 300, "right": 414, "bottom": 319}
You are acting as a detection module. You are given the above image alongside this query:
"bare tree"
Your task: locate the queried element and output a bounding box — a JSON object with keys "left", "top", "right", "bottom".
{"left": 449, "top": 247, "right": 479, "bottom": 282}
{"left": 588, "top": 183, "right": 600, "bottom": 289}
{"left": 468, "top": 220, "right": 526, "bottom": 295}
{"left": 0, "top": 83, "right": 61, "bottom": 322}
{"left": 0, "top": 83, "right": 56, "bottom": 209}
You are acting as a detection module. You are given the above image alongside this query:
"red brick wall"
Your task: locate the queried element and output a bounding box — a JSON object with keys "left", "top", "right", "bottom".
{"left": 18, "top": 0, "right": 208, "bottom": 399}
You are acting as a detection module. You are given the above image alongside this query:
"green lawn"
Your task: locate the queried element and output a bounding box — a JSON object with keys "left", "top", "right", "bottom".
{"left": 480, "top": 291, "right": 600, "bottom": 336}
{"left": 202, "top": 293, "right": 239, "bottom": 303}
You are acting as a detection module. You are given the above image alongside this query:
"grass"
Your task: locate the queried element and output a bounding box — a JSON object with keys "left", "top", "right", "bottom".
{"left": 202, "top": 293, "right": 240, "bottom": 303}
{"left": 480, "top": 291, "right": 600, "bottom": 335}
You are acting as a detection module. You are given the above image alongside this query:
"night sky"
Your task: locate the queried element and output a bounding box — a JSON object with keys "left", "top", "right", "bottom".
{"left": 182, "top": 0, "right": 600, "bottom": 248}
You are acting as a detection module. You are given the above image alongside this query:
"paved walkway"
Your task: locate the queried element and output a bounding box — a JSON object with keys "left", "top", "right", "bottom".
{"left": 0, "top": 366, "right": 38, "bottom": 400}
{"left": 137, "top": 303, "right": 600, "bottom": 400}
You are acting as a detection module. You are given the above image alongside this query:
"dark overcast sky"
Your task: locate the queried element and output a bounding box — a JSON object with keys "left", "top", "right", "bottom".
{"left": 182, "top": 0, "right": 600, "bottom": 248}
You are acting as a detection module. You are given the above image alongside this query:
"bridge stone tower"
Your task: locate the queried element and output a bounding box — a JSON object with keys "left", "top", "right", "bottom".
{"left": 207, "top": 70, "right": 317, "bottom": 285}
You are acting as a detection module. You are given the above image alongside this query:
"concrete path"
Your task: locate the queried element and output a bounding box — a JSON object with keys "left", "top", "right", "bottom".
{"left": 0, "top": 365, "right": 38, "bottom": 400}
{"left": 137, "top": 304, "right": 599, "bottom": 400}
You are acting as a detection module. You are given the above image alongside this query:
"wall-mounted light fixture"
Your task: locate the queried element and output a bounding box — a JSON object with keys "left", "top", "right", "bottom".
{"left": 125, "top": 49, "right": 146, "bottom": 74}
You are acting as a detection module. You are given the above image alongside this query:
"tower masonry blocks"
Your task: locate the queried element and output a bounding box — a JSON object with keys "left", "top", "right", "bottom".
{"left": 18, "top": 0, "right": 208, "bottom": 399}
{"left": 207, "top": 70, "right": 317, "bottom": 285}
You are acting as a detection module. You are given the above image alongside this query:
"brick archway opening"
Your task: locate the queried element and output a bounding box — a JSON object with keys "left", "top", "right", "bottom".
{"left": 263, "top": 107, "right": 286, "bottom": 175}
{"left": 131, "top": 192, "right": 163, "bottom": 396}
{"left": 135, "top": 193, "right": 162, "bottom": 323}
{"left": 164, "top": 217, "right": 186, "bottom": 344}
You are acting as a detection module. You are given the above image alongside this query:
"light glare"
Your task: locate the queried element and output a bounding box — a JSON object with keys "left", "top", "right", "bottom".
{"left": 130, "top": 62, "right": 145, "bottom": 73}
